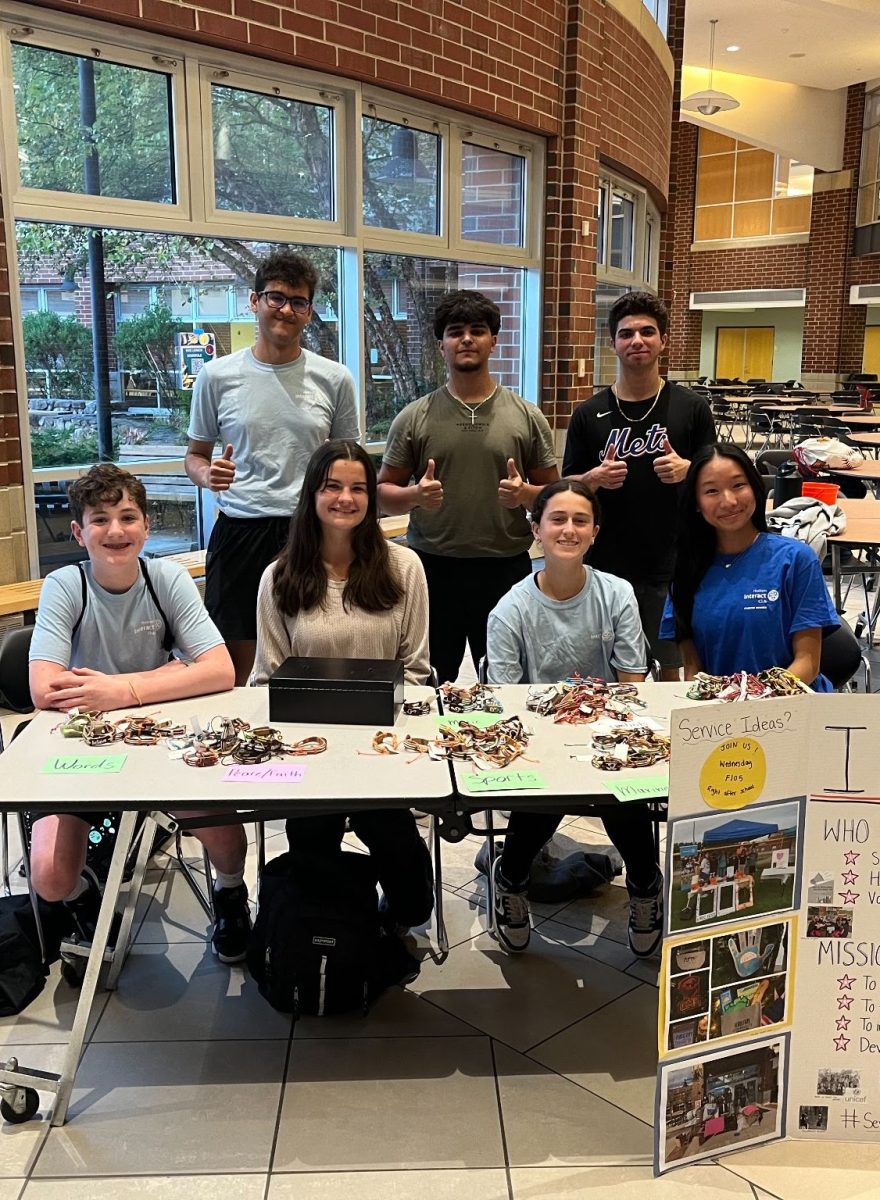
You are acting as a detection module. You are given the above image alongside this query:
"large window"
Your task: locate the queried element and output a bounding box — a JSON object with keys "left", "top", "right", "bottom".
{"left": 694, "top": 129, "right": 813, "bottom": 243}
{"left": 642, "top": 0, "right": 668, "bottom": 36}
{"left": 858, "top": 87, "right": 880, "bottom": 228}
{"left": 0, "top": 12, "right": 543, "bottom": 575}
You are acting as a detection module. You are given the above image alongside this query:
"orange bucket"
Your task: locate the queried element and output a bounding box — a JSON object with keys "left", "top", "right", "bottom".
{"left": 802, "top": 481, "right": 840, "bottom": 504}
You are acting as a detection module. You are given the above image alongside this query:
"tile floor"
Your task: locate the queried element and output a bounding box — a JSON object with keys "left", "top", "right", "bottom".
{"left": 1, "top": 597, "right": 879, "bottom": 1199}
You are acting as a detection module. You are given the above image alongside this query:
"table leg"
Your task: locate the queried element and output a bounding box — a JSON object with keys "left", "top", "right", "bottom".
{"left": 105, "top": 813, "right": 158, "bottom": 991}
{"left": 832, "top": 543, "right": 843, "bottom": 613}
{"left": 429, "top": 815, "right": 448, "bottom": 956}
{"left": 51, "top": 808, "right": 138, "bottom": 1127}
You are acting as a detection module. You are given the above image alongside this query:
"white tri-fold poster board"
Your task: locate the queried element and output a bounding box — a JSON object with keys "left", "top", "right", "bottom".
{"left": 655, "top": 693, "right": 880, "bottom": 1173}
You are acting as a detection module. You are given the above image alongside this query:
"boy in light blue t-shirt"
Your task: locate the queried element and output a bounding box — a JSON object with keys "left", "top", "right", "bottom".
{"left": 28, "top": 464, "right": 250, "bottom": 964}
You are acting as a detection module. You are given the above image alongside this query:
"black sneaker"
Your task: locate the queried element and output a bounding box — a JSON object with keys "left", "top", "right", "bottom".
{"left": 63, "top": 866, "right": 102, "bottom": 943}
{"left": 491, "top": 859, "right": 531, "bottom": 953}
{"left": 211, "top": 883, "right": 251, "bottom": 964}
{"left": 627, "top": 871, "right": 663, "bottom": 958}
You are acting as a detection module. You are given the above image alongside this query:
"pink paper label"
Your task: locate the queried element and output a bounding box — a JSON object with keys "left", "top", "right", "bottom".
{"left": 223, "top": 764, "right": 306, "bottom": 783}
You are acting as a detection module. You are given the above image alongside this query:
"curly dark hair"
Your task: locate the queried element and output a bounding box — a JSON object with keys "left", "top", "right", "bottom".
{"left": 271, "top": 440, "right": 403, "bottom": 617}
{"left": 432, "top": 290, "right": 501, "bottom": 339}
{"left": 608, "top": 291, "right": 668, "bottom": 339}
{"left": 254, "top": 250, "right": 319, "bottom": 300}
{"left": 67, "top": 464, "right": 148, "bottom": 525}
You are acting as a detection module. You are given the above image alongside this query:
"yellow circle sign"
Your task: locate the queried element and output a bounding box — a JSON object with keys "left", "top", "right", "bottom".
{"left": 699, "top": 737, "right": 767, "bottom": 810}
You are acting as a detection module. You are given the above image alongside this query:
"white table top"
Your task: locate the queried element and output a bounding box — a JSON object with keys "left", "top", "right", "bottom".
{"left": 0, "top": 686, "right": 453, "bottom": 812}
{"left": 447, "top": 683, "right": 703, "bottom": 806}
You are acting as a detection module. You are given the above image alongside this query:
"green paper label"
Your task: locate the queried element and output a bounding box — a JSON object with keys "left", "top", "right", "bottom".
{"left": 462, "top": 770, "right": 546, "bottom": 793}
{"left": 601, "top": 774, "right": 667, "bottom": 803}
{"left": 42, "top": 754, "right": 128, "bottom": 775}
{"left": 436, "top": 713, "right": 502, "bottom": 729}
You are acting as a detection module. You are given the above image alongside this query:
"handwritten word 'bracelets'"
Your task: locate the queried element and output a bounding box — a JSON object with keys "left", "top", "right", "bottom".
{"left": 686, "top": 668, "right": 812, "bottom": 702}
{"left": 526, "top": 677, "right": 646, "bottom": 724}
{"left": 440, "top": 682, "right": 503, "bottom": 714}
{"left": 590, "top": 726, "right": 671, "bottom": 771}
{"left": 434, "top": 716, "right": 532, "bottom": 769}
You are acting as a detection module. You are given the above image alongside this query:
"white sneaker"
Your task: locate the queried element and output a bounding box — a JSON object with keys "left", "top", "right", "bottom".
{"left": 491, "top": 858, "right": 531, "bottom": 952}
{"left": 627, "top": 873, "right": 663, "bottom": 958}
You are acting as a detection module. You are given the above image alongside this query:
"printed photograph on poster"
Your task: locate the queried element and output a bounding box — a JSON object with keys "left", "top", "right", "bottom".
{"left": 799, "top": 1105, "right": 828, "bottom": 1131}
{"left": 807, "top": 873, "right": 835, "bottom": 904}
{"left": 663, "top": 920, "right": 792, "bottom": 1053}
{"left": 805, "top": 905, "right": 853, "bottom": 938}
{"left": 658, "top": 1036, "right": 785, "bottom": 1172}
{"left": 667, "top": 799, "right": 801, "bottom": 934}
{"left": 816, "top": 1068, "right": 860, "bottom": 1096}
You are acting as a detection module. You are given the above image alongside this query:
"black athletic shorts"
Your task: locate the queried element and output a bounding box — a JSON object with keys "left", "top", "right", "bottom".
{"left": 204, "top": 512, "right": 291, "bottom": 641}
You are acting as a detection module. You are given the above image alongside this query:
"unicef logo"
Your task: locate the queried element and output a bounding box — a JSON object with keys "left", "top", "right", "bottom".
{"left": 767, "top": 589, "right": 779, "bottom": 602}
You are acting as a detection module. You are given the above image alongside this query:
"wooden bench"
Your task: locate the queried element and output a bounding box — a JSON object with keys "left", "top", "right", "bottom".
{"left": 0, "top": 516, "right": 409, "bottom": 620}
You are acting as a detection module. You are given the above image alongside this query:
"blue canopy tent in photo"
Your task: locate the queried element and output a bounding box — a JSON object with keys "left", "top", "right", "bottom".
{"left": 702, "top": 818, "right": 779, "bottom": 844}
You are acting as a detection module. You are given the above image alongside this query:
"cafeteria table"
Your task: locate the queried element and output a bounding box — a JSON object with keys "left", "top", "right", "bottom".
{"left": 0, "top": 685, "right": 456, "bottom": 1126}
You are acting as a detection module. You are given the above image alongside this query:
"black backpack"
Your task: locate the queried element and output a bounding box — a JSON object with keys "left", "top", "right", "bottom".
{"left": 247, "top": 850, "right": 419, "bottom": 1018}
{"left": 0, "top": 895, "right": 74, "bottom": 1016}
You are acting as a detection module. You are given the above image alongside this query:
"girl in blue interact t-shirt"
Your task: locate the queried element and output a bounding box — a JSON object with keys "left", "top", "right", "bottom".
{"left": 660, "top": 444, "right": 838, "bottom": 691}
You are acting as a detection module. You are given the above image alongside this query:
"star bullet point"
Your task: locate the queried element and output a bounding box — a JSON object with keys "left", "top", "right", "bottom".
{"left": 834, "top": 1034, "right": 850, "bottom": 1052}
{"left": 836, "top": 1016, "right": 851, "bottom": 1031}
{"left": 838, "top": 995, "right": 854, "bottom": 1010}
{"left": 839, "top": 891, "right": 860, "bottom": 906}
{"left": 842, "top": 871, "right": 859, "bottom": 886}
{"left": 838, "top": 974, "right": 856, "bottom": 990}
{"left": 844, "top": 851, "right": 860, "bottom": 865}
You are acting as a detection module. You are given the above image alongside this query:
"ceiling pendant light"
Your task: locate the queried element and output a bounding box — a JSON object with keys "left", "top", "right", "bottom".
{"left": 682, "top": 19, "right": 741, "bottom": 117}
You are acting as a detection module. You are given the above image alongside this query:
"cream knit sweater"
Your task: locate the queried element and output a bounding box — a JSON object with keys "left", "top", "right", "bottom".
{"left": 251, "top": 540, "right": 430, "bottom": 686}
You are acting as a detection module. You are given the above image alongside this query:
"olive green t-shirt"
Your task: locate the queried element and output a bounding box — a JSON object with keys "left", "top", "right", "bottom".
{"left": 382, "top": 386, "right": 557, "bottom": 558}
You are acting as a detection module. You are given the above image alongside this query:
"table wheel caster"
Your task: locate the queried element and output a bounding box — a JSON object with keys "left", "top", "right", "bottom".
{"left": 60, "top": 955, "right": 86, "bottom": 988}
{"left": 0, "top": 1061, "right": 40, "bottom": 1123}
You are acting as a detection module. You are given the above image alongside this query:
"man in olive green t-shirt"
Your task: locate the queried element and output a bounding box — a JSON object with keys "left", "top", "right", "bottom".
{"left": 378, "top": 290, "right": 558, "bottom": 684}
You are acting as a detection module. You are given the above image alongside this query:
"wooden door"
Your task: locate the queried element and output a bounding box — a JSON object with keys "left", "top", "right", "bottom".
{"left": 864, "top": 326, "right": 880, "bottom": 377}
{"left": 715, "top": 326, "right": 774, "bottom": 380}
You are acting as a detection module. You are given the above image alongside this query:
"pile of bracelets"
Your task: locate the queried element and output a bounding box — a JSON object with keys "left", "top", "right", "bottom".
{"left": 590, "top": 726, "right": 671, "bottom": 771}
{"left": 432, "top": 715, "right": 532, "bottom": 770}
{"left": 439, "top": 682, "right": 503, "bottom": 714}
{"left": 526, "top": 676, "right": 647, "bottom": 725}
{"left": 686, "top": 668, "right": 811, "bottom": 702}
{"left": 361, "top": 731, "right": 432, "bottom": 759}
{"left": 54, "top": 710, "right": 328, "bottom": 765}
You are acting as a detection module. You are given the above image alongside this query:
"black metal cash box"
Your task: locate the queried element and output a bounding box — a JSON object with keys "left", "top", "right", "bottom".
{"left": 268, "top": 657, "right": 404, "bottom": 725}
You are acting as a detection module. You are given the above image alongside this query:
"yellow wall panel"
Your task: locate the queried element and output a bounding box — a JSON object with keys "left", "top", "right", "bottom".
{"left": 701, "top": 129, "right": 738, "bottom": 155}
{"left": 734, "top": 150, "right": 775, "bottom": 202}
{"left": 696, "top": 152, "right": 736, "bottom": 206}
{"left": 733, "top": 199, "right": 772, "bottom": 238}
{"left": 864, "top": 327, "right": 880, "bottom": 377}
{"left": 771, "top": 195, "right": 812, "bottom": 235}
{"left": 695, "top": 204, "right": 733, "bottom": 241}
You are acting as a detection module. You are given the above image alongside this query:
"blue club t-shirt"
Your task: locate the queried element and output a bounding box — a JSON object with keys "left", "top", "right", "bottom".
{"left": 659, "top": 533, "right": 839, "bottom": 691}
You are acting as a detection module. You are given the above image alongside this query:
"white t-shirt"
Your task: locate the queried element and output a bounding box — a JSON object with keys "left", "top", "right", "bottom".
{"left": 188, "top": 346, "right": 359, "bottom": 519}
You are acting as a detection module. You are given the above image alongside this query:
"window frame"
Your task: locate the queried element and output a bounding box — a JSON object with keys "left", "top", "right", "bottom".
{"left": 0, "top": 23, "right": 190, "bottom": 229}
{"left": 858, "top": 87, "right": 880, "bottom": 229}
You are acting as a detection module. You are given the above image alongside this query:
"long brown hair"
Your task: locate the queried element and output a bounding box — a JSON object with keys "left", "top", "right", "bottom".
{"left": 271, "top": 440, "right": 403, "bottom": 616}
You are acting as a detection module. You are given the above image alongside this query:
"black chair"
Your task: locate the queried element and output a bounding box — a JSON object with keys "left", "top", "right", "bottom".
{"left": 820, "top": 621, "right": 871, "bottom": 692}
{"left": 745, "top": 405, "right": 785, "bottom": 451}
{"left": 0, "top": 627, "right": 35, "bottom": 721}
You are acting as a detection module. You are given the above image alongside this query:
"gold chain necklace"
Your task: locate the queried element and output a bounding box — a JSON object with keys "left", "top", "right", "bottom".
{"left": 611, "top": 381, "right": 664, "bottom": 424}
{"left": 445, "top": 384, "right": 498, "bottom": 426}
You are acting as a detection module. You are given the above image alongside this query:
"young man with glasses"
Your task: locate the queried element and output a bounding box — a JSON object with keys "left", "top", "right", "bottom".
{"left": 186, "top": 250, "right": 359, "bottom": 683}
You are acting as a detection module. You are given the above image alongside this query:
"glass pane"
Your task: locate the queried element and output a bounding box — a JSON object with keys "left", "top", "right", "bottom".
{"left": 211, "top": 83, "right": 333, "bottom": 220}
{"left": 44, "top": 287, "right": 77, "bottom": 317}
{"left": 860, "top": 127, "right": 880, "bottom": 186}
{"left": 20, "top": 287, "right": 40, "bottom": 314}
{"left": 11, "top": 42, "right": 175, "bottom": 203}
{"left": 195, "top": 285, "right": 230, "bottom": 321}
{"left": 594, "top": 284, "right": 629, "bottom": 387}
{"left": 363, "top": 253, "right": 523, "bottom": 441}
{"left": 597, "top": 187, "right": 607, "bottom": 265}
{"left": 461, "top": 143, "right": 524, "bottom": 246}
{"left": 362, "top": 117, "right": 440, "bottom": 235}
{"left": 610, "top": 193, "right": 634, "bottom": 270}
{"left": 34, "top": 474, "right": 201, "bottom": 577}
{"left": 17, "top": 221, "right": 340, "bottom": 494}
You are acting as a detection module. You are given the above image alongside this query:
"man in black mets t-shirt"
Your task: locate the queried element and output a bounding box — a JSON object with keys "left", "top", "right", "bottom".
{"left": 563, "top": 292, "right": 715, "bottom": 679}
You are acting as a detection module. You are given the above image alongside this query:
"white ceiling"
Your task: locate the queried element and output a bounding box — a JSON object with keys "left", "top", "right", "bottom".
{"left": 684, "top": 0, "right": 880, "bottom": 92}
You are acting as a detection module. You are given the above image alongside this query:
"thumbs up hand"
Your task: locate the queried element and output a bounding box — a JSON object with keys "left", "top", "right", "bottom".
{"left": 498, "top": 457, "right": 525, "bottom": 508}
{"left": 208, "top": 443, "right": 236, "bottom": 491}
{"left": 653, "top": 435, "right": 688, "bottom": 484}
{"left": 591, "top": 441, "right": 628, "bottom": 490}
{"left": 417, "top": 458, "right": 444, "bottom": 510}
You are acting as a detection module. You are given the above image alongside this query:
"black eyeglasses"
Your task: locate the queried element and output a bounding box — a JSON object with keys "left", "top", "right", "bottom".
{"left": 257, "top": 290, "right": 312, "bottom": 314}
